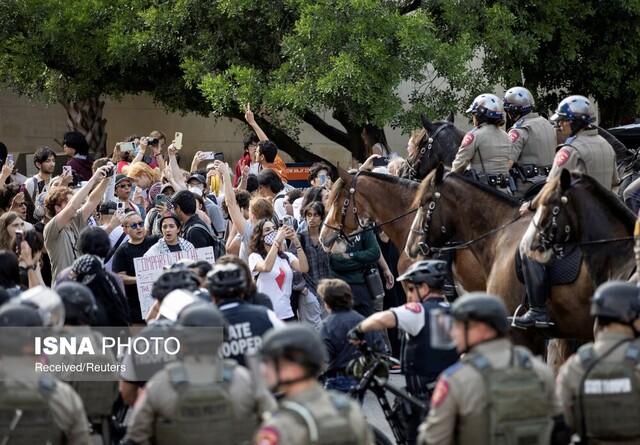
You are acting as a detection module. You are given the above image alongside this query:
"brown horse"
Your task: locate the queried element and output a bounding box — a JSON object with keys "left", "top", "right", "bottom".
{"left": 319, "top": 167, "right": 485, "bottom": 292}
{"left": 522, "top": 168, "right": 636, "bottom": 284}
{"left": 405, "top": 164, "right": 596, "bottom": 357}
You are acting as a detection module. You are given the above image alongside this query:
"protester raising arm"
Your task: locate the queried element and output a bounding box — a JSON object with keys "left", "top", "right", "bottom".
{"left": 167, "top": 143, "right": 187, "bottom": 190}
{"left": 244, "top": 103, "right": 268, "bottom": 141}
{"left": 217, "top": 160, "right": 248, "bottom": 236}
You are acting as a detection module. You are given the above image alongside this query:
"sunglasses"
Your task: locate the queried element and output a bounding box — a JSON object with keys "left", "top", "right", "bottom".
{"left": 126, "top": 222, "right": 144, "bottom": 229}
{"left": 118, "top": 183, "right": 132, "bottom": 189}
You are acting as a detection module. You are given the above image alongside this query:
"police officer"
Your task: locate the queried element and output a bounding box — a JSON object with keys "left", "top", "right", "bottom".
{"left": 418, "top": 292, "right": 566, "bottom": 445}
{"left": 515, "top": 95, "right": 619, "bottom": 328}
{"left": 451, "top": 94, "right": 511, "bottom": 192}
{"left": 255, "top": 323, "right": 371, "bottom": 445}
{"left": 0, "top": 303, "right": 92, "bottom": 445}
{"left": 347, "top": 260, "right": 459, "bottom": 444}
{"left": 206, "top": 262, "right": 284, "bottom": 367}
{"left": 123, "top": 301, "right": 275, "bottom": 445}
{"left": 503, "top": 86, "right": 556, "bottom": 198}
{"left": 557, "top": 281, "right": 640, "bottom": 443}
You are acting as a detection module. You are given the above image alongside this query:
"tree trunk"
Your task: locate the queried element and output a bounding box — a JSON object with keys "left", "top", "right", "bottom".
{"left": 59, "top": 96, "right": 107, "bottom": 158}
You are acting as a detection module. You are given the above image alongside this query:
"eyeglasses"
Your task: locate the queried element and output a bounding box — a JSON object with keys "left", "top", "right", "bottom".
{"left": 118, "top": 183, "right": 132, "bottom": 189}
{"left": 126, "top": 222, "right": 144, "bottom": 229}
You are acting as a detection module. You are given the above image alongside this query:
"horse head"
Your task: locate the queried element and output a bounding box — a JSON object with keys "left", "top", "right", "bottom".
{"left": 522, "top": 169, "right": 582, "bottom": 263}
{"left": 405, "top": 163, "right": 456, "bottom": 258}
{"left": 319, "top": 166, "right": 376, "bottom": 252}
{"left": 406, "top": 115, "right": 463, "bottom": 181}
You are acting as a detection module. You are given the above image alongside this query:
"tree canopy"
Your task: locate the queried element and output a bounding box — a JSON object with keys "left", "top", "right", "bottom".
{"left": 1, "top": 0, "right": 639, "bottom": 160}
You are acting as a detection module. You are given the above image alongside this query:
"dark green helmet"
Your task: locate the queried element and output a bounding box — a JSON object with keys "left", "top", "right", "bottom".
{"left": 55, "top": 282, "right": 98, "bottom": 326}
{"left": 451, "top": 292, "right": 509, "bottom": 336}
{"left": 591, "top": 281, "right": 640, "bottom": 324}
{"left": 397, "top": 260, "right": 447, "bottom": 288}
{"left": 262, "top": 324, "right": 326, "bottom": 376}
{"left": 205, "top": 263, "right": 248, "bottom": 300}
{"left": 0, "top": 303, "right": 44, "bottom": 327}
{"left": 176, "top": 302, "right": 228, "bottom": 353}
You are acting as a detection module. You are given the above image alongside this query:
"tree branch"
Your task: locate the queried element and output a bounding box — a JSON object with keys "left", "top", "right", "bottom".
{"left": 400, "top": 0, "right": 422, "bottom": 15}
{"left": 302, "top": 111, "right": 350, "bottom": 147}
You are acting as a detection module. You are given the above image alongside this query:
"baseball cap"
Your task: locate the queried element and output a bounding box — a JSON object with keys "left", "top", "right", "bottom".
{"left": 115, "top": 174, "right": 132, "bottom": 186}
{"left": 187, "top": 174, "right": 206, "bottom": 184}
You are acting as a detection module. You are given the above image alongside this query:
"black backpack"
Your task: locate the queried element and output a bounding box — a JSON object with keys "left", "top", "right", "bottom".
{"left": 184, "top": 221, "right": 226, "bottom": 259}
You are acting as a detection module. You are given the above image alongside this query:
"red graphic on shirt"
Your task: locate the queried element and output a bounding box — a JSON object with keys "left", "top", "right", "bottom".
{"left": 508, "top": 130, "right": 520, "bottom": 143}
{"left": 459, "top": 133, "right": 475, "bottom": 150}
{"left": 555, "top": 148, "right": 571, "bottom": 166}
{"left": 404, "top": 302, "right": 422, "bottom": 313}
{"left": 275, "top": 267, "right": 286, "bottom": 290}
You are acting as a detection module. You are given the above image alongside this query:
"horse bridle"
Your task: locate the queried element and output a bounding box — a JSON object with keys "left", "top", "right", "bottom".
{"left": 532, "top": 193, "right": 572, "bottom": 256}
{"left": 323, "top": 171, "right": 418, "bottom": 246}
{"left": 408, "top": 122, "right": 452, "bottom": 181}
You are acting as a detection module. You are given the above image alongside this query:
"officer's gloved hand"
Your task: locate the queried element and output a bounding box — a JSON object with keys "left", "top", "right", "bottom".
{"left": 347, "top": 324, "right": 365, "bottom": 342}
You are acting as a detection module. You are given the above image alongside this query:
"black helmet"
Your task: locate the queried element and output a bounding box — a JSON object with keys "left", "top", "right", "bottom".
{"left": 261, "top": 324, "right": 326, "bottom": 376}
{"left": 451, "top": 292, "right": 509, "bottom": 336}
{"left": 0, "top": 303, "right": 44, "bottom": 327}
{"left": 177, "top": 302, "right": 228, "bottom": 353}
{"left": 151, "top": 269, "right": 200, "bottom": 302}
{"left": 397, "top": 260, "right": 447, "bottom": 288}
{"left": 205, "top": 263, "right": 248, "bottom": 300}
{"left": 55, "top": 282, "right": 98, "bottom": 326}
{"left": 0, "top": 304, "right": 44, "bottom": 355}
{"left": 591, "top": 281, "right": 640, "bottom": 324}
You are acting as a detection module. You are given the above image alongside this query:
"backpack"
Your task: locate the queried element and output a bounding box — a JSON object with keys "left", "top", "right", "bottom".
{"left": 280, "top": 391, "right": 360, "bottom": 445}
{"left": 465, "top": 347, "right": 554, "bottom": 445}
{"left": 0, "top": 375, "right": 58, "bottom": 444}
{"left": 184, "top": 221, "right": 226, "bottom": 259}
{"left": 155, "top": 361, "right": 255, "bottom": 445}
{"left": 575, "top": 341, "right": 640, "bottom": 441}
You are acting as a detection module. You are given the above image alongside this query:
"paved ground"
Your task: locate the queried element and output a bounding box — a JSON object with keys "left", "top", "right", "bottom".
{"left": 361, "top": 373, "right": 405, "bottom": 443}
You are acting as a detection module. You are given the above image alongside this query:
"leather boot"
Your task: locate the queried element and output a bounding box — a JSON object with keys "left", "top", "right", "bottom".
{"left": 514, "top": 256, "right": 552, "bottom": 328}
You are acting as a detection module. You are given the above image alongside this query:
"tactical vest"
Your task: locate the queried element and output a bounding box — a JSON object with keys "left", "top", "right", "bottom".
{"left": 219, "top": 300, "right": 275, "bottom": 367}
{"left": 402, "top": 298, "right": 459, "bottom": 383}
{"left": 464, "top": 347, "right": 553, "bottom": 445}
{"left": 280, "top": 391, "right": 360, "bottom": 445}
{"left": 0, "top": 376, "right": 59, "bottom": 444}
{"left": 511, "top": 114, "right": 556, "bottom": 166}
{"left": 155, "top": 361, "right": 257, "bottom": 445}
{"left": 575, "top": 341, "right": 640, "bottom": 441}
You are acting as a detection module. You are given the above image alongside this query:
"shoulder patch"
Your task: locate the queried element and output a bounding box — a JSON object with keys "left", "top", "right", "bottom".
{"left": 514, "top": 118, "right": 525, "bottom": 128}
{"left": 443, "top": 361, "right": 463, "bottom": 377}
{"left": 430, "top": 379, "right": 450, "bottom": 408}
{"left": 508, "top": 129, "right": 520, "bottom": 143}
{"left": 555, "top": 147, "right": 572, "bottom": 166}
{"left": 460, "top": 133, "right": 475, "bottom": 149}
{"left": 255, "top": 427, "right": 280, "bottom": 445}
{"left": 403, "top": 302, "right": 422, "bottom": 313}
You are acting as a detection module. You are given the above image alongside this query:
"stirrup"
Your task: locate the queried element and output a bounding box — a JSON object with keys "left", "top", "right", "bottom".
{"left": 509, "top": 304, "right": 527, "bottom": 330}
{"left": 534, "top": 319, "right": 555, "bottom": 328}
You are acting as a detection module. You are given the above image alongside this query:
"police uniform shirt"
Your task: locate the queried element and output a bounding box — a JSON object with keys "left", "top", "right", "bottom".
{"left": 125, "top": 356, "right": 276, "bottom": 445}
{"left": 547, "top": 128, "right": 619, "bottom": 190}
{"left": 418, "top": 338, "right": 561, "bottom": 445}
{"left": 556, "top": 331, "right": 640, "bottom": 438}
{"left": 254, "top": 382, "right": 371, "bottom": 445}
{"left": 451, "top": 124, "right": 510, "bottom": 175}
{"left": 507, "top": 113, "right": 556, "bottom": 166}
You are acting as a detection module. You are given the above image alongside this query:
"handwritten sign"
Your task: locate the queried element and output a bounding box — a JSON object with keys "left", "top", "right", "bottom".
{"left": 133, "top": 247, "right": 215, "bottom": 317}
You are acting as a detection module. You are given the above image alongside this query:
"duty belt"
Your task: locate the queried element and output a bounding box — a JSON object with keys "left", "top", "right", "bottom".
{"left": 478, "top": 173, "right": 510, "bottom": 188}
{"left": 521, "top": 164, "right": 551, "bottom": 178}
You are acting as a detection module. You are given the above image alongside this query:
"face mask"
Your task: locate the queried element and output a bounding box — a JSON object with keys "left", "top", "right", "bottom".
{"left": 264, "top": 231, "right": 278, "bottom": 246}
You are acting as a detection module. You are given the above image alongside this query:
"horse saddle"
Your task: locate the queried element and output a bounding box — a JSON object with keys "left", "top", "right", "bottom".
{"left": 514, "top": 245, "right": 582, "bottom": 285}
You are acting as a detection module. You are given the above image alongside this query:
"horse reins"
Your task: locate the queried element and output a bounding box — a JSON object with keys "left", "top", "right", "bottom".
{"left": 323, "top": 171, "right": 418, "bottom": 246}
{"left": 408, "top": 122, "right": 452, "bottom": 181}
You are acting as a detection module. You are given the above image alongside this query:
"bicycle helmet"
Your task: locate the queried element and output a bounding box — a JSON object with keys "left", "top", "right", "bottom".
{"left": 55, "top": 282, "right": 98, "bottom": 326}
{"left": 397, "top": 260, "right": 447, "bottom": 288}
{"left": 503, "top": 87, "right": 535, "bottom": 116}
{"left": 451, "top": 292, "right": 509, "bottom": 336}
{"left": 591, "top": 281, "right": 640, "bottom": 324}
{"left": 205, "top": 263, "right": 248, "bottom": 300}
{"left": 262, "top": 324, "right": 326, "bottom": 376}
{"left": 550, "top": 95, "right": 596, "bottom": 124}
{"left": 151, "top": 269, "right": 200, "bottom": 302}
{"left": 466, "top": 94, "right": 504, "bottom": 120}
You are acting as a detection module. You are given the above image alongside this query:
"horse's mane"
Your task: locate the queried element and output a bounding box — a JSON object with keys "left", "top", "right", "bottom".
{"left": 448, "top": 173, "right": 521, "bottom": 207}
{"left": 570, "top": 173, "right": 636, "bottom": 228}
{"left": 357, "top": 170, "right": 420, "bottom": 190}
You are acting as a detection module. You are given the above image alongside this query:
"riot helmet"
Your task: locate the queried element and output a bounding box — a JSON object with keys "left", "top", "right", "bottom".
{"left": 0, "top": 303, "right": 44, "bottom": 355}
{"left": 466, "top": 94, "right": 504, "bottom": 121}
{"left": 397, "top": 260, "right": 446, "bottom": 289}
{"left": 176, "top": 301, "right": 227, "bottom": 353}
{"left": 262, "top": 324, "right": 326, "bottom": 378}
{"left": 205, "top": 263, "right": 248, "bottom": 300}
{"left": 451, "top": 292, "right": 509, "bottom": 337}
{"left": 0, "top": 303, "right": 44, "bottom": 327}
{"left": 55, "top": 282, "right": 98, "bottom": 326}
{"left": 151, "top": 269, "right": 200, "bottom": 302}
{"left": 591, "top": 281, "right": 640, "bottom": 325}
{"left": 18, "top": 286, "right": 65, "bottom": 328}
{"left": 503, "top": 87, "right": 535, "bottom": 117}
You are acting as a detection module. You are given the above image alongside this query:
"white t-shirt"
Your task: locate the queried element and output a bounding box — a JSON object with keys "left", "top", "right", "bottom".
{"left": 272, "top": 191, "right": 287, "bottom": 220}
{"left": 248, "top": 251, "right": 296, "bottom": 320}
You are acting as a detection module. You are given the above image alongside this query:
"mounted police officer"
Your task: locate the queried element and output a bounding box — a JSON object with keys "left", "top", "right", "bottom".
{"left": 451, "top": 94, "right": 512, "bottom": 193}
{"left": 255, "top": 323, "right": 371, "bottom": 445}
{"left": 0, "top": 303, "right": 92, "bottom": 445}
{"left": 206, "top": 262, "right": 284, "bottom": 366}
{"left": 418, "top": 293, "right": 567, "bottom": 445}
{"left": 347, "top": 260, "right": 459, "bottom": 444}
{"left": 557, "top": 281, "right": 640, "bottom": 444}
{"left": 123, "top": 301, "right": 275, "bottom": 445}
{"left": 515, "top": 95, "right": 619, "bottom": 328}
{"left": 503, "top": 86, "right": 556, "bottom": 198}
